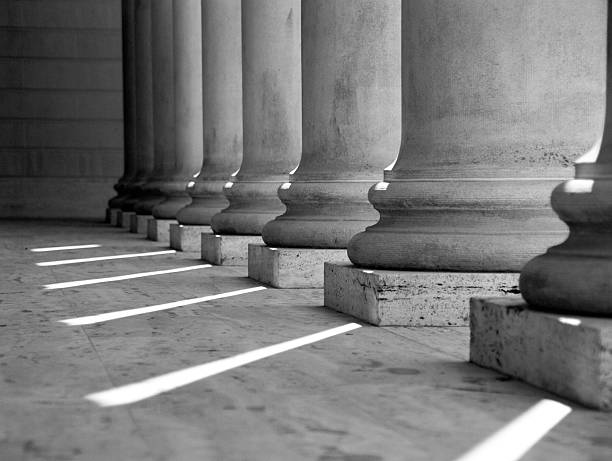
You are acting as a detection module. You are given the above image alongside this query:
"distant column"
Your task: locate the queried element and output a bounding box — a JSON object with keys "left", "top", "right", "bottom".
{"left": 262, "top": 0, "right": 401, "bottom": 248}
{"left": 176, "top": 0, "right": 243, "bottom": 225}
{"left": 210, "top": 0, "right": 301, "bottom": 235}
{"left": 108, "top": 0, "right": 137, "bottom": 210}
{"left": 121, "top": 0, "right": 156, "bottom": 212}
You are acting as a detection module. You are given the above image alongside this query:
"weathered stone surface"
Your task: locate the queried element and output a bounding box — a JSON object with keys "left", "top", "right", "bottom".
{"left": 249, "top": 245, "right": 349, "bottom": 288}
{"left": 210, "top": 0, "right": 301, "bottom": 235}
{"left": 109, "top": 208, "right": 121, "bottom": 226}
{"left": 347, "top": 0, "right": 605, "bottom": 271}
{"left": 201, "top": 234, "right": 263, "bottom": 266}
{"left": 262, "top": 0, "right": 401, "bottom": 249}
{"left": 169, "top": 224, "right": 211, "bottom": 252}
{"left": 324, "top": 263, "right": 519, "bottom": 326}
{"left": 470, "top": 297, "right": 612, "bottom": 410}
{"left": 175, "top": 0, "right": 242, "bottom": 227}
{"left": 147, "top": 218, "right": 177, "bottom": 242}
{"left": 118, "top": 211, "right": 135, "bottom": 229}
{"left": 130, "top": 213, "right": 151, "bottom": 234}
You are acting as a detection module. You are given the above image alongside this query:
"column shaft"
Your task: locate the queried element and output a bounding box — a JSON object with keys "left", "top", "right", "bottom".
{"left": 347, "top": 0, "right": 606, "bottom": 271}
{"left": 176, "top": 0, "right": 243, "bottom": 225}
{"left": 262, "top": 0, "right": 401, "bottom": 248}
{"left": 121, "top": 0, "right": 155, "bottom": 212}
{"left": 109, "top": 0, "right": 138, "bottom": 209}
{"left": 210, "top": 0, "right": 302, "bottom": 235}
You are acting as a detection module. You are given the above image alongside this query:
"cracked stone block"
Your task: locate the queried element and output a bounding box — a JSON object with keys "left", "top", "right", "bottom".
{"left": 248, "top": 244, "right": 350, "bottom": 288}
{"left": 324, "top": 263, "right": 519, "bottom": 326}
{"left": 470, "top": 296, "right": 612, "bottom": 410}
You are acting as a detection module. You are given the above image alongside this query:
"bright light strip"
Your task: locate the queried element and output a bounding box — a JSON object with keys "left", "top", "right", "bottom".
{"left": 60, "top": 286, "right": 267, "bottom": 325}
{"left": 43, "top": 264, "right": 212, "bottom": 290}
{"left": 36, "top": 250, "right": 176, "bottom": 267}
{"left": 31, "top": 244, "right": 101, "bottom": 253}
{"left": 86, "top": 322, "right": 362, "bottom": 407}
{"left": 454, "top": 399, "right": 571, "bottom": 461}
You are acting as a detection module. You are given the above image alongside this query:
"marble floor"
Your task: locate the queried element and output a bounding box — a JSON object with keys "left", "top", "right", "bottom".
{"left": 0, "top": 220, "right": 610, "bottom": 461}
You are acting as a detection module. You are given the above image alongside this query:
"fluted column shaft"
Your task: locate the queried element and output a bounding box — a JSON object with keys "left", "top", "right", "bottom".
{"left": 210, "top": 0, "right": 301, "bottom": 235}
{"left": 121, "top": 0, "right": 155, "bottom": 212}
{"left": 176, "top": 0, "right": 243, "bottom": 225}
{"left": 348, "top": 0, "right": 606, "bottom": 271}
{"left": 520, "top": 1, "right": 612, "bottom": 315}
{"left": 109, "top": 0, "right": 138, "bottom": 209}
{"left": 262, "top": 0, "right": 401, "bottom": 248}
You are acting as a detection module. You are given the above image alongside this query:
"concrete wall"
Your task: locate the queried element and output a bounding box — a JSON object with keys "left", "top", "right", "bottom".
{"left": 0, "top": 0, "right": 123, "bottom": 219}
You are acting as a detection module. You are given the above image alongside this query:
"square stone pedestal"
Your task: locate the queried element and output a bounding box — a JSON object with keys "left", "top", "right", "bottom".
{"left": 118, "top": 211, "right": 135, "bottom": 229}
{"left": 169, "top": 224, "right": 212, "bottom": 252}
{"left": 109, "top": 208, "right": 121, "bottom": 226}
{"left": 248, "top": 245, "right": 349, "bottom": 288}
{"left": 201, "top": 234, "right": 263, "bottom": 266}
{"left": 130, "top": 214, "right": 152, "bottom": 234}
{"left": 324, "top": 263, "right": 519, "bottom": 326}
{"left": 470, "top": 297, "right": 612, "bottom": 411}
{"left": 147, "top": 218, "right": 178, "bottom": 242}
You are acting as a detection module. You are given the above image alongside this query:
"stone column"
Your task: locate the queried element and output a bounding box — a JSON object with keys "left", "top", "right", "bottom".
{"left": 202, "top": 0, "right": 301, "bottom": 265}
{"left": 470, "top": 2, "right": 610, "bottom": 410}
{"left": 126, "top": 0, "right": 161, "bottom": 220}
{"left": 171, "top": 0, "right": 243, "bottom": 252}
{"left": 121, "top": 0, "right": 157, "bottom": 232}
{"left": 108, "top": 0, "right": 137, "bottom": 224}
{"left": 262, "top": 0, "right": 401, "bottom": 248}
{"left": 248, "top": 0, "right": 401, "bottom": 287}
{"left": 325, "top": 0, "right": 606, "bottom": 325}
{"left": 151, "top": 0, "right": 203, "bottom": 220}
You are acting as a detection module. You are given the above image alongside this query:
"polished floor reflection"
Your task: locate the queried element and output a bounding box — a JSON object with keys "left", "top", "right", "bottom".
{"left": 1, "top": 220, "right": 610, "bottom": 461}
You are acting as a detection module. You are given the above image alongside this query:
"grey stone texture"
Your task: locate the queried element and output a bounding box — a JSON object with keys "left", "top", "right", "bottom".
{"left": 176, "top": 0, "right": 243, "bottom": 227}
{"left": 109, "top": 208, "right": 121, "bottom": 226}
{"left": 118, "top": 211, "right": 135, "bottom": 229}
{"left": 263, "top": 0, "right": 401, "bottom": 249}
{"left": 249, "top": 245, "right": 349, "bottom": 288}
{"left": 470, "top": 297, "right": 612, "bottom": 411}
{"left": 325, "top": 263, "right": 519, "bottom": 326}
{"left": 347, "top": 0, "right": 606, "bottom": 271}
{"left": 210, "top": 0, "right": 301, "bottom": 235}
{"left": 147, "top": 218, "right": 177, "bottom": 242}
{"left": 201, "top": 235, "right": 263, "bottom": 266}
{"left": 130, "top": 213, "right": 152, "bottom": 234}
{"left": 169, "top": 224, "right": 211, "bottom": 252}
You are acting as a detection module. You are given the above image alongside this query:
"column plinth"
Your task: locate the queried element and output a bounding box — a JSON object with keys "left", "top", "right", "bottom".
{"left": 261, "top": 0, "right": 401, "bottom": 249}
{"left": 175, "top": 0, "right": 243, "bottom": 229}
{"left": 209, "top": 0, "right": 301, "bottom": 236}
{"left": 325, "top": 0, "right": 605, "bottom": 324}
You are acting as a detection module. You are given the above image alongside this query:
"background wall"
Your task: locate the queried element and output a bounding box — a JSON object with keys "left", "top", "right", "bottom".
{"left": 0, "top": 0, "right": 123, "bottom": 219}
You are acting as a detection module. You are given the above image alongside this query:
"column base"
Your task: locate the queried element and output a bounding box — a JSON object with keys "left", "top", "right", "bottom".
{"left": 109, "top": 208, "right": 121, "bottom": 226}
{"left": 147, "top": 218, "right": 178, "bottom": 242}
{"left": 130, "top": 214, "right": 152, "bottom": 234}
{"left": 201, "top": 234, "right": 263, "bottom": 266}
{"left": 324, "top": 263, "right": 519, "bottom": 326}
{"left": 248, "top": 245, "right": 349, "bottom": 288}
{"left": 169, "top": 224, "right": 212, "bottom": 252}
{"left": 470, "top": 297, "right": 612, "bottom": 411}
{"left": 118, "top": 211, "right": 135, "bottom": 229}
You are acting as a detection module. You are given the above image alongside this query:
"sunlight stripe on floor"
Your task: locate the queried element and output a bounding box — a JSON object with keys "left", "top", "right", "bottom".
{"left": 43, "top": 264, "right": 212, "bottom": 290}
{"left": 86, "top": 322, "right": 362, "bottom": 407}
{"left": 60, "top": 286, "right": 267, "bottom": 325}
{"left": 454, "top": 399, "right": 571, "bottom": 461}
{"left": 36, "top": 250, "right": 176, "bottom": 266}
{"left": 30, "top": 244, "right": 101, "bottom": 252}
